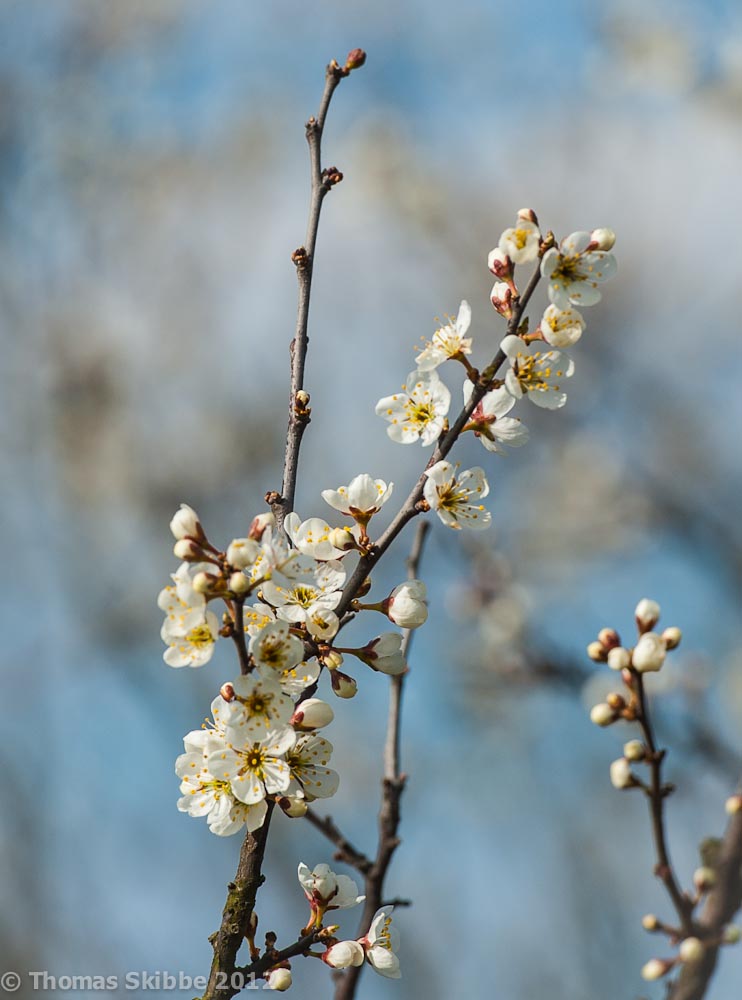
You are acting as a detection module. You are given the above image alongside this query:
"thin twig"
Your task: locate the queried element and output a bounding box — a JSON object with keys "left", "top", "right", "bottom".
{"left": 230, "top": 601, "right": 251, "bottom": 675}
{"left": 273, "top": 61, "right": 347, "bottom": 531}
{"left": 333, "top": 521, "right": 430, "bottom": 1000}
{"left": 636, "top": 674, "right": 694, "bottom": 932}
{"left": 200, "top": 57, "right": 357, "bottom": 999}
{"left": 304, "top": 807, "right": 374, "bottom": 876}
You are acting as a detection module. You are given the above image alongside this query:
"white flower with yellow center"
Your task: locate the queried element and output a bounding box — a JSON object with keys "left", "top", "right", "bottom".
{"left": 498, "top": 216, "right": 541, "bottom": 265}
{"left": 360, "top": 906, "right": 401, "bottom": 979}
{"left": 463, "top": 381, "right": 529, "bottom": 454}
{"left": 500, "top": 335, "right": 574, "bottom": 410}
{"left": 214, "top": 676, "right": 293, "bottom": 742}
{"left": 207, "top": 726, "right": 295, "bottom": 805}
{"left": 248, "top": 527, "right": 313, "bottom": 587}
{"left": 322, "top": 474, "right": 393, "bottom": 525}
{"left": 266, "top": 655, "right": 321, "bottom": 699}
{"left": 375, "top": 371, "right": 450, "bottom": 446}
{"left": 175, "top": 729, "right": 267, "bottom": 836}
{"left": 242, "top": 601, "right": 276, "bottom": 638}
{"left": 284, "top": 513, "right": 347, "bottom": 561}
{"left": 423, "top": 460, "right": 491, "bottom": 530}
{"left": 538, "top": 304, "right": 586, "bottom": 348}
{"left": 158, "top": 563, "right": 219, "bottom": 667}
{"left": 287, "top": 734, "right": 340, "bottom": 801}
{"left": 249, "top": 620, "right": 305, "bottom": 672}
{"left": 541, "top": 231, "right": 617, "bottom": 309}
{"left": 298, "top": 862, "right": 364, "bottom": 909}
{"left": 415, "top": 300, "right": 472, "bottom": 372}
{"left": 261, "top": 561, "right": 346, "bottom": 625}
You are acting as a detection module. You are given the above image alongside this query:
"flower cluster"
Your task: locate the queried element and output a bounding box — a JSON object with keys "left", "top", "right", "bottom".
{"left": 297, "top": 863, "right": 401, "bottom": 979}
{"left": 375, "top": 209, "right": 616, "bottom": 531}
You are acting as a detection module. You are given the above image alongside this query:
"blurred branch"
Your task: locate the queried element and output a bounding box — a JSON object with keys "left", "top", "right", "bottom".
{"left": 334, "top": 521, "right": 429, "bottom": 1000}
{"left": 304, "top": 807, "right": 373, "bottom": 876}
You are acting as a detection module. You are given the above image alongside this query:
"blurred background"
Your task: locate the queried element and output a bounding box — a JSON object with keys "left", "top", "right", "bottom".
{"left": 2, "top": 1, "right": 742, "bottom": 997}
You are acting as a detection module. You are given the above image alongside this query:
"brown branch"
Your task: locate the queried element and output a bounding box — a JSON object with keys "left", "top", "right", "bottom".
{"left": 236, "top": 929, "right": 323, "bottom": 981}
{"left": 230, "top": 601, "right": 251, "bottom": 675}
{"left": 334, "top": 263, "right": 542, "bottom": 622}
{"left": 667, "top": 803, "right": 742, "bottom": 1000}
{"left": 304, "top": 807, "right": 373, "bottom": 876}
{"left": 273, "top": 57, "right": 356, "bottom": 530}
{"left": 334, "top": 521, "right": 430, "bottom": 1000}
{"left": 200, "top": 55, "right": 361, "bottom": 999}
{"left": 636, "top": 674, "right": 694, "bottom": 932}
{"left": 202, "top": 805, "right": 275, "bottom": 1000}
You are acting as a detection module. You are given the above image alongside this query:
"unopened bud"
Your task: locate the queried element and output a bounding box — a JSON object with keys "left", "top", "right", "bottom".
{"left": 230, "top": 571, "right": 250, "bottom": 596}
{"left": 490, "top": 281, "right": 513, "bottom": 318}
{"left": 607, "top": 646, "right": 631, "bottom": 671}
{"left": 624, "top": 739, "right": 645, "bottom": 762}
{"left": 331, "top": 670, "right": 358, "bottom": 699}
{"left": 220, "top": 682, "right": 236, "bottom": 702}
{"left": 662, "top": 626, "right": 682, "bottom": 650}
{"left": 344, "top": 48, "right": 367, "bottom": 71}
{"left": 296, "top": 389, "right": 310, "bottom": 407}
{"left": 328, "top": 527, "right": 358, "bottom": 552}
{"left": 322, "top": 939, "right": 365, "bottom": 969}
{"left": 725, "top": 795, "right": 742, "bottom": 815}
{"left": 590, "top": 227, "right": 616, "bottom": 251}
{"left": 278, "top": 795, "right": 308, "bottom": 818}
{"left": 587, "top": 641, "right": 607, "bottom": 662}
{"left": 487, "top": 247, "right": 512, "bottom": 279}
{"left": 173, "top": 538, "right": 203, "bottom": 561}
{"left": 635, "top": 598, "right": 661, "bottom": 632}
{"left": 694, "top": 866, "right": 717, "bottom": 892}
{"left": 291, "top": 698, "right": 335, "bottom": 731}
{"left": 193, "top": 571, "right": 215, "bottom": 594}
{"left": 590, "top": 703, "right": 615, "bottom": 727}
{"left": 723, "top": 924, "right": 741, "bottom": 944}
{"left": 170, "top": 503, "right": 204, "bottom": 542}
{"left": 517, "top": 207, "right": 539, "bottom": 225}
{"left": 679, "top": 937, "right": 704, "bottom": 963}
{"left": 248, "top": 512, "right": 275, "bottom": 541}
{"left": 610, "top": 757, "right": 636, "bottom": 789}
{"left": 606, "top": 692, "right": 626, "bottom": 711}
{"left": 642, "top": 914, "right": 660, "bottom": 932}
{"left": 266, "top": 967, "right": 292, "bottom": 991}
{"left": 322, "top": 649, "right": 344, "bottom": 671}
{"left": 598, "top": 627, "right": 621, "bottom": 650}
{"left": 641, "top": 958, "right": 672, "bottom": 981}
{"left": 227, "top": 537, "right": 259, "bottom": 569}
{"left": 632, "top": 632, "right": 666, "bottom": 673}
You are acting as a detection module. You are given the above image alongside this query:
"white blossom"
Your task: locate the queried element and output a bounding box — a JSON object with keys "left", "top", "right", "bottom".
{"left": 375, "top": 371, "right": 451, "bottom": 446}
{"left": 423, "top": 460, "right": 491, "bottom": 530}
{"left": 361, "top": 906, "right": 401, "bottom": 979}
{"left": 463, "top": 381, "right": 528, "bottom": 454}
{"left": 265, "top": 968, "right": 292, "bottom": 991}
{"left": 268, "top": 656, "right": 321, "bottom": 698}
{"left": 262, "top": 561, "right": 346, "bottom": 625}
{"left": 158, "top": 564, "right": 220, "bottom": 668}
{"left": 323, "top": 940, "right": 365, "bottom": 969}
{"left": 169, "top": 503, "right": 203, "bottom": 541}
{"left": 500, "top": 335, "right": 574, "bottom": 409}
{"left": 287, "top": 734, "right": 340, "bottom": 800}
{"left": 298, "top": 863, "right": 364, "bottom": 910}
{"left": 304, "top": 607, "right": 340, "bottom": 641}
{"left": 632, "top": 632, "right": 666, "bottom": 673}
{"left": 610, "top": 757, "right": 635, "bottom": 789}
{"left": 498, "top": 216, "right": 541, "bottom": 265}
{"left": 358, "top": 633, "right": 408, "bottom": 675}
{"left": 386, "top": 580, "right": 428, "bottom": 628}
{"left": 538, "top": 304, "right": 586, "bottom": 348}
{"left": 284, "top": 513, "right": 347, "bottom": 561}
{"left": 415, "top": 300, "right": 473, "bottom": 371}
{"left": 213, "top": 676, "right": 293, "bottom": 742}
{"left": 322, "top": 474, "right": 393, "bottom": 523}
{"left": 226, "top": 537, "right": 259, "bottom": 570}
{"left": 249, "top": 620, "right": 305, "bottom": 674}
{"left": 541, "top": 231, "right": 617, "bottom": 309}
{"left": 207, "top": 727, "right": 295, "bottom": 805}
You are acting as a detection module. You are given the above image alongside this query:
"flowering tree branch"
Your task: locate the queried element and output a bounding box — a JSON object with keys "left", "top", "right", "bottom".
{"left": 333, "top": 520, "right": 430, "bottom": 1000}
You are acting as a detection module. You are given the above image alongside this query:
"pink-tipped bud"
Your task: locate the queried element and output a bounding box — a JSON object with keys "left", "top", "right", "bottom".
{"left": 517, "top": 207, "right": 539, "bottom": 225}
{"left": 487, "top": 247, "right": 512, "bottom": 279}
{"left": 490, "top": 281, "right": 513, "bottom": 318}
{"left": 635, "top": 598, "right": 661, "bottom": 632}
{"left": 662, "top": 626, "right": 682, "bottom": 650}
{"left": 598, "top": 627, "right": 621, "bottom": 650}
{"left": 170, "top": 503, "right": 204, "bottom": 542}
{"left": 290, "top": 698, "right": 335, "bottom": 731}
{"left": 331, "top": 670, "right": 358, "bottom": 699}
{"left": 220, "top": 682, "right": 236, "bottom": 702}
{"left": 248, "top": 512, "right": 275, "bottom": 541}
{"left": 590, "top": 227, "right": 616, "bottom": 251}
{"left": 345, "top": 48, "right": 367, "bottom": 71}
